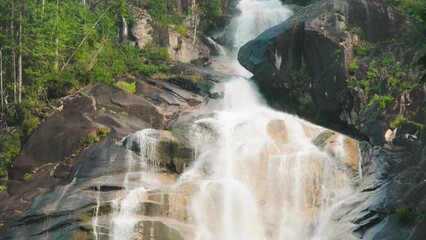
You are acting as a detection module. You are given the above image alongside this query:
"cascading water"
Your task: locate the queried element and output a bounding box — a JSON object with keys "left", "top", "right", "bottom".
{"left": 107, "top": 0, "right": 361, "bottom": 239}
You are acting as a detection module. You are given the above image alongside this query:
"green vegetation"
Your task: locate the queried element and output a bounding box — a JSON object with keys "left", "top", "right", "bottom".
{"left": 350, "top": 26, "right": 365, "bottom": 38}
{"left": 368, "top": 95, "right": 393, "bottom": 110}
{"left": 0, "top": 1, "right": 178, "bottom": 180}
{"left": 115, "top": 81, "right": 136, "bottom": 94}
{"left": 390, "top": 116, "right": 409, "bottom": 129}
{"left": 201, "top": 0, "right": 223, "bottom": 19}
{"left": 349, "top": 59, "right": 359, "bottom": 75}
{"left": 81, "top": 128, "right": 110, "bottom": 147}
{"left": 0, "top": 185, "right": 7, "bottom": 192}
{"left": 394, "top": 205, "right": 426, "bottom": 225}
{"left": 22, "top": 172, "right": 34, "bottom": 181}
{"left": 146, "top": 0, "right": 184, "bottom": 24}
{"left": 354, "top": 41, "right": 375, "bottom": 57}
{"left": 395, "top": 205, "right": 414, "bottom": 224}
{"left": 387, "top": 0, "right": 426, "bottom": 24}
{"left": 0, "top": 131, "right": 21, "bottom": 179}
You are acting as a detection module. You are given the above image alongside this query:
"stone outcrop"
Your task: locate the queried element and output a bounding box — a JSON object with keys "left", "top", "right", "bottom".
{"left": 0, "top": 67, "right": 225, "bottom": 239}
{"left": 238, "top": 0, "right": 426, "bottom": 238}
{"left": 238, "top": 0, "right": 425, "bottom": 145}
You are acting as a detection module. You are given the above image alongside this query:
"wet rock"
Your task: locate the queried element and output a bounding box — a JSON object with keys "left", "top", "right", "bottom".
{"left": 123, "top": 130, "right": 193, "bottom": 174}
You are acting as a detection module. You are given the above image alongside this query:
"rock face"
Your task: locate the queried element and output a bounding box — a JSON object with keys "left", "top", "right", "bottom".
{"left": 238, "top": 0, "right": 426, "bottom": 238}
{"left": 127, "top": 3, "right": 210, "bottom": 63}
{"left": 238, "top": 0, "right": 425, "bottom": 145}
{"left": 0, "top": 68, "right": 225, "bottom": 239}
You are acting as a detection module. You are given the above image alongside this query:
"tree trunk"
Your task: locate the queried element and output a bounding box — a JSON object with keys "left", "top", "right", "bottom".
{"left": 54, "top": 0, "right": 59, "bottom": 70}
{"left": 192, "top": 0, "right": 197, "bottom": 45}
{"left": 11, "top": 0, "right": 16, "bottom": 104}
{"left": 18, "top": 11, "right": 22, "bottom": 104}
{"left": 0, "top": 49, "right": 4, "bottom": 110}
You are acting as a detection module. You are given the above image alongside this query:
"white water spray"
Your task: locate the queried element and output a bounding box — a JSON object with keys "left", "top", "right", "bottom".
{"left": 107, "top": 1, "right": 360, "bottom": 239}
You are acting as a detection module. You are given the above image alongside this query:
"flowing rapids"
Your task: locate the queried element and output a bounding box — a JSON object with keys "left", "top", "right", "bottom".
{"left": 106, "top": 0, "right": 361, "bottom": 239}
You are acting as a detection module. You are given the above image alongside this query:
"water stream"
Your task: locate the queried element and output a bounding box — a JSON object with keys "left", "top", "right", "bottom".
{"left": 106, "top": 0, "right": 360, "bottom": 239}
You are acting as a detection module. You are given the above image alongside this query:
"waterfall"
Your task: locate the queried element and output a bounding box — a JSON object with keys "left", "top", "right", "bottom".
{"left": 107, "top": 1, "right": 360, "bottom": 239}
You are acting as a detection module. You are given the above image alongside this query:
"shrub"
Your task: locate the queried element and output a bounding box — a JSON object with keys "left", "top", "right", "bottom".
{"left": 0, "top": 185, "right": 7, "bottom": 191}
{"left": 367, "top": 66, "right": 379, "bottom": 80}
{"left": 349, "top": 59, "right": 359, "bottom": 75}
{"left": 355, "top": 41, "right": 375, "bottom": 57}
{"left": 0, "top": 131, "right": 22, "bottom": 178}
{"left": 382, "top": 54, "right": 396, "bottom": 67}
{"left": 350, "top": 26, "right": 365, "bottom": 38}
{"left": 390, "top": 116, "right": 408, "bottom": 129}
{"left": 22, "top": 172, "right": 34, "bottom": 181}
{"left": 141, "top": 45, "right": 172, "bottom": 62}
{"left": 368, "top": 95, "right": 394, "bottom": 110}
{"left": 115, "top": 81, "right": 136, "bottom": 94}
{"left": 201, "top": 0, "right": 222, "bottom": 19}
{"left": 395, "top": 205, "right": 415, "bottom": 224}
{"left": 81, "top": 128, "right": 110, "bottom": 147}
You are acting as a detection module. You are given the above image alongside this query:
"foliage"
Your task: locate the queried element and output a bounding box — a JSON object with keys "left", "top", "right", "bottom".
{"left": 350, "top": 26, "right": 365, "bottom": 38}
{"left": 200, "top": 0, "right": 222, "bottom": 19}
{"left": 368, "top": 95, "right": 393, "bottom": 110}
{"left": 146, "top": 0, "right": 184, "bottom": 24}
{"left": 349, "top": 59, "right": 359, "bottom": 75}
{"left": 115, "top": 81, "right": 136, "bottom": 94}
{"left": 395, "top": 205, "right": 416, "bottom": 224}
{"left": 80, "top": 128, "right": 110, "bottom": 147}
{"left": 382, "top": 54, "right": 396, "bottom": 68}
{"left": 22, "top": 172, "right": 33, "bottom": 181}
{"left": 354, "top": 41, "right": 375, "bottom": 57}
{"left": 387, "top": 0, "right": 426, "bottom": 24}
{"left": 0, "top": 185, "right": 7, "bottom": 191}
{"left": 140, "top": 44, "right": 172, "bottom": 62}
{"left": 367, "top": 66, "right": 378, "bottom": 80}
{"left": 0, "top": 131, "right": 22, "bottom": 179}
{"left": 390, "top": 116, "right": 409, "bottom": 129}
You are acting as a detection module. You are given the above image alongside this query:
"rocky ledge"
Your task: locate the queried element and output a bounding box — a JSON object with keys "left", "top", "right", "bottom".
{"left": 238, "top": 0, "right": 425, "bottom": 239}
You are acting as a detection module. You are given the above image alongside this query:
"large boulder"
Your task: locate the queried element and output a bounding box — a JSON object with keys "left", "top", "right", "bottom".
{"left": 238, "top": 0, "right": 424, "bottom": 145}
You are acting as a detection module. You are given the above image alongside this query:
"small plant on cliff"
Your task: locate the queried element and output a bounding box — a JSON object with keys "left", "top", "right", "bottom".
{"left": 354, "top": 41, "right": 375, "bottom": 57}
{"left": 395, "top": 205, "right": 415, "bottom": 224}
{"left": 390, "top": 116, "right": 409, "bottom": 129}
{"left": 201, "top": 0, "right": 222, "bottom": 19}
{"left": 382, "top": 54, "right": 396, "bottom": 67}
{"left": 115, "top": 81, "right": 136, "bottom": 94}
{"left": 368, "top": 95, "right": 394, "bottom": 110}
{"left": 81, "top": 129, "right": 110, "bottom": 147}
{"left": 350, "top": 26, "right": 365, "bottom": 38}
{"left": 22, "top": 172, "right": 34, "bottom": 181}
{"left": 0, "top": 131, "right": 22, "bottom": 179}
{"left": 349, "top": 59, "right": 359, "bottom": 75}
{"left": 0, "top": 185, "right": 7, "bottom": 191}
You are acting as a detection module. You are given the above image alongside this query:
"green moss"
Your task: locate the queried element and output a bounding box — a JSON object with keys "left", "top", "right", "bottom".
{"left": 115, "top": 81, "right": 136, "bottom": 94}
{"left": 0, "top": 185, "right": 7, "bottom": 191}
{"left": 22, "top": 172, "right": 34, "bottom": 181}
{"left": 390, "top": 116, "right": 409, "bottom": 129}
